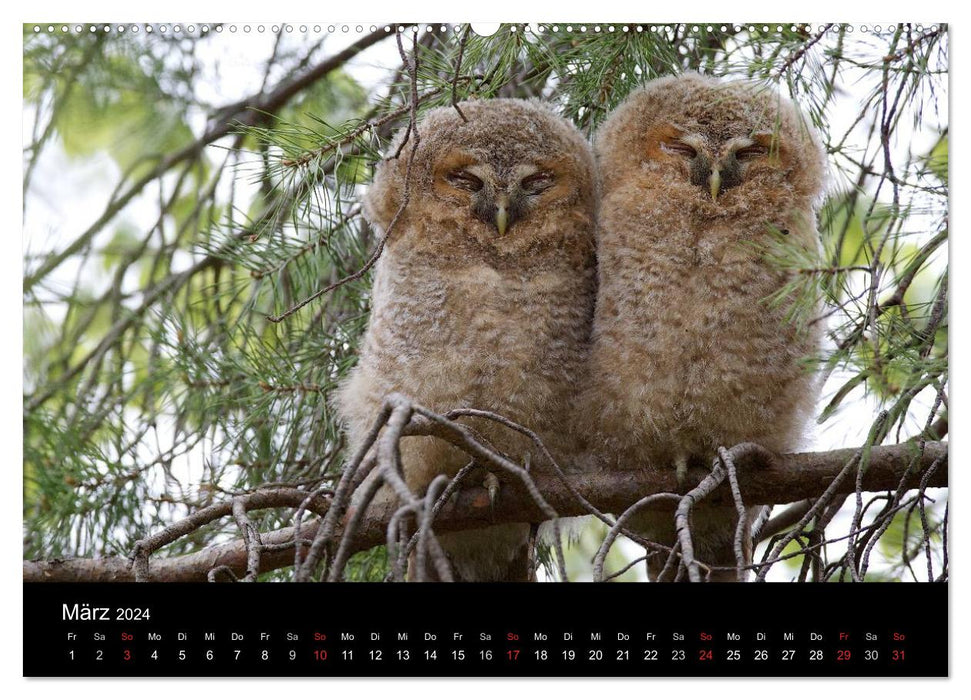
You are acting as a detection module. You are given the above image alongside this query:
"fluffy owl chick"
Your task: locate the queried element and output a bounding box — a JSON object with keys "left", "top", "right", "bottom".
{"left": 587, "top": 73, "right": 825, "bottom": 581}
{"left": 336, "top": 99, "right": 597, "bottom": 581}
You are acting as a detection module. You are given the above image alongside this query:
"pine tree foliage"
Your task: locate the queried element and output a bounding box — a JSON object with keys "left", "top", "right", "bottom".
{"left": 23, "top": 23, "right": 947, "bottom": 582}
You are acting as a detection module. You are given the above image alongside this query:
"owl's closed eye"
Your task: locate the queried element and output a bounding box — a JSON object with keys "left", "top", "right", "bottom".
{"left": 364, "top": 100, "right": 596, "bottom": 261}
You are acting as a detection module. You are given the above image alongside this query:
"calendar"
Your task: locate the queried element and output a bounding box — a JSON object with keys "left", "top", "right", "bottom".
{"left": 24, "top": 583, "right": 946, "bottom": 676}
{"left": 22, "top": 20, "right": 949, "bottom": 683}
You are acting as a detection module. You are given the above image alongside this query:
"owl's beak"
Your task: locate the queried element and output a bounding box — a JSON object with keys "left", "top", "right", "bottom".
{"left": 495, "top": 196, "right": 510, "bottom": 236}
{"left": 708, "top": 168, "right": 722, "bottom": 202}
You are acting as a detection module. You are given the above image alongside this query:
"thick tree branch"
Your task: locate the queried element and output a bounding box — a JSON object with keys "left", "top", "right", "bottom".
{"left": 24, "top": 440, "right": 946, "bottom": 583}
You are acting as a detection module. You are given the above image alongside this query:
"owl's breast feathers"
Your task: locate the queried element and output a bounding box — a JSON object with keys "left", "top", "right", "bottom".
{"left": 351, "top": 253, "right": 594, "bottom": 435}
{"left": 591, "top": 199, "right": 820, "bottom": 461}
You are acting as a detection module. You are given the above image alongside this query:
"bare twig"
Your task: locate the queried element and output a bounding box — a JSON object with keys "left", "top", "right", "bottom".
{"left": 755, "top": 412, "right": 889, "bottom": 582}
{"left": 758, "top": 500, "right": 812, "bottom": 542}
{"left": 675, "top": 463, "right": 726, "bottom": 583}
{"left": 232, "top": 497, "right": 263, "bottom": 582}
{"left": 415, "top": 475, "right": 454, "bottom": 582}
{"left": 295, "top": 397, "right": 391, "bottom": 581}
{"left": 656, "top": 540, "right": 683, "bottom": 582}
{"left": 128, "top": 488, "right": 328, "bottom": 582}
{"left": 719, "top": 446, "right": 751, "bottom": 582}
{"left": 592, "top": 493, "right": 680, "bottom": 582}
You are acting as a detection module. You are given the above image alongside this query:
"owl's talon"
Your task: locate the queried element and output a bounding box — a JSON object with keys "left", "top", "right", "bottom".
{"left": 483, "top": 472, "right": 500, "bottom": 510}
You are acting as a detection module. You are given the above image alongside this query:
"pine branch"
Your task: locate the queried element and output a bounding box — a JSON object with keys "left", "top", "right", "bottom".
{"left": 23, "top": 26, "right": 398, "bottom": 293}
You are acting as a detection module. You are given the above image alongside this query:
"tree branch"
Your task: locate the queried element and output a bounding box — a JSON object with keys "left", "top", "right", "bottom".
{"left": 24, "top": 440, "right": 947, "bottom": 583}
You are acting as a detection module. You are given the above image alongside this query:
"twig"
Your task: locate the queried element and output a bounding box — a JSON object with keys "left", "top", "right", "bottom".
{"left": 208, "top": 566, "right": 240, "bottom": 583}
{"left": 295, "top": 398, "right": 392, "bottom": 581}
{"left": 775, "top": 24, "right": 834, "bottom": 79}
{"left": 129, "top": 489, "right": 328, "bottom": 582}
{"left": 883, "top": 25, "right": 946, "bottom": 64}
{"left": 442, "top": 407, "right": 661, "bottom": 560}
{"left": 656, "top": 540, "right": 683, "bottom": 582}
{"left": 409, "top": 403, "right": 568, "bottom": 580}
{"left": 451, "top": 26, "right": 471, "bottom": 122}
{"left": 445, "top": 409, "right": 614, "bottom": 527}
{"left": 758, "top": 500, "right": 811, "bottom": 542}
{"left": 750, "top": 505, "right": 773, "bottom": 543}
{"left": 592, "top": 493, "right": 680, "bottom": 582}
{"left": 387, "top": 502, "right": 417, "bottom": 581}
{"left": 415, "top": 475, "right": 454, "bottom": 582}
{"left": 266, "top": 30, "right": 425, "bottom": 323}
{"left": 402, "top": 462, "right": 475, "bottom": 559}
{"left": 755, "top": 412, "right": 890, "bottom": 582}
{"left": 719, "top": 446, "right": 750, "bottom": 582}
{"left": 232, "top": 497, "right": 263, "bottom": 582}
{"left": 327, "top": 459, "right": 385, "bottom": 582}
{"left": 604, "top": 555, "right": 649, "bottom": 582}
{"left": 675, "top": 463, "right": 726, "bottom": 583}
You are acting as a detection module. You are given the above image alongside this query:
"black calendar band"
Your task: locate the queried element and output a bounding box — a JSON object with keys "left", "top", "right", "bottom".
{"left": 24, "top": 582, "right": 947, "bottom": 677}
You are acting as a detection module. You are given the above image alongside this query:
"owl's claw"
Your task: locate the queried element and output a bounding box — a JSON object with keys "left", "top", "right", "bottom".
{"left": 483, "top": 472, "right": 500, "bottom": 510}
{"left": 482, "top": 451, "right": 529, "bottom": 510}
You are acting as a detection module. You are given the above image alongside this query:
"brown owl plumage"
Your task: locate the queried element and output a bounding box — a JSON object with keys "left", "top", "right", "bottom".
{"left": 586, "top": 73, "right": 826, "bottom": 581}
{"left": 336, "top": 98, "right": 597, "bottom": 581}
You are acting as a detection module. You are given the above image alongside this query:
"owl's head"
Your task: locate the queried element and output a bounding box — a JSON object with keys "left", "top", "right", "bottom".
{"left": 365, "top": 99, "right": 596, "bottom": 260}
{"left": 596, "top": 73, "right": 825, "bottom": 210}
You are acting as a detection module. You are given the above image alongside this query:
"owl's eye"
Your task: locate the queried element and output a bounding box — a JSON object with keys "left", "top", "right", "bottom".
{"left": 661, "top": 141, "right": 697, "bottom": 158}
{"left": 445, "top": 170, "right": 484, "bottom": 192}
{"left": 521, "top": 171, "right": 555, "bottom": 194}
{"left": 735, "top": 144, "right": 769, "bottom": 160}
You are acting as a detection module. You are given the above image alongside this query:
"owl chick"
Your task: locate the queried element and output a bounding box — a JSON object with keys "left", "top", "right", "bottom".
{"left": 336, "top": 98, "right": 597, "bottom": 581}
{"left": 587, "top": 73, "right": 825, "bottom": 581}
